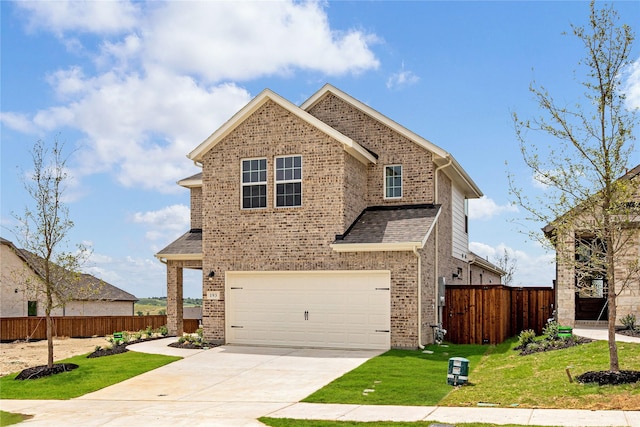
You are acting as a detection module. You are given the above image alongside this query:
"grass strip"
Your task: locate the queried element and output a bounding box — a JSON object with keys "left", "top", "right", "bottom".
{"left": 0, "top": 351, "right": 181, "bottom": 400}
{"left": 259, "top": 418, "right": 555, "bottom": 427}
{"left": 439, "top": 339, "right": 640, "bottom": 410}
{"left": 304, "top": 343, "right": 487, "bottom": 406}
{"left": 0, "top": 410, "right": 31, "bottom": 427}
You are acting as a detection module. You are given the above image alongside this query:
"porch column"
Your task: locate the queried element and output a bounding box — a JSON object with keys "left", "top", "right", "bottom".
{"left": 166, "top": 261, "right": 184, "bottom": 336}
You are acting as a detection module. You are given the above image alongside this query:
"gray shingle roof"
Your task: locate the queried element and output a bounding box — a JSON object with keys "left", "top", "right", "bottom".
{"left": 334, "top": 204, "right": 441, "bottom": 245}
{"left": 156, "top": 229, "right": 203, "bottom": 256}
{"left": 1, "top": 238, "right": 137, "bottom": 302}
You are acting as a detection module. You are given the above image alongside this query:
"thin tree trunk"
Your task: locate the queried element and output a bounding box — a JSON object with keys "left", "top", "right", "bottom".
{"left": 46, "top": 311, "right": 54, "bottom": 368}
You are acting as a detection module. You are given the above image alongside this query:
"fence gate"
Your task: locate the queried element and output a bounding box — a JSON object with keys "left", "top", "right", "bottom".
{"left": 443, "top": 285, "right": 555, "bottom": 345}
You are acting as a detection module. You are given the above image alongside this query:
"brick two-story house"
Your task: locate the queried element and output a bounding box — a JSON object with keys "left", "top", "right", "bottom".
{"left": 156, "top": 84, "right": 501, "bottom": 350}
{"left": 544, "top": 165, "right": 640, "bottom": 328}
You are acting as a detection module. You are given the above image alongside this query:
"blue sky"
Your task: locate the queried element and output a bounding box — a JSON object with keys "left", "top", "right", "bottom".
{"left": 2, "top": 1, "right": 639, "bottom": 298}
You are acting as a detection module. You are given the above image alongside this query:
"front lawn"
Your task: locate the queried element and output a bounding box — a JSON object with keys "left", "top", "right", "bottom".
{"left": 304, "top": 343, "right": 487, "bottom": 406}
{"left": 305, "top": 339, "right": 640, "bottom": 410}
{"left": 0, "top": 351, "right": 181, "bottom": 400}
{"left": 440, "top": 339, "right": 640, "bottom": 410}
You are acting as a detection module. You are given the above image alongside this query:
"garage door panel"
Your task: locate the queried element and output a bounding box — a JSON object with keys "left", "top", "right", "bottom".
{"left": 226, "top": 271, "right": 390, "bottom": 350}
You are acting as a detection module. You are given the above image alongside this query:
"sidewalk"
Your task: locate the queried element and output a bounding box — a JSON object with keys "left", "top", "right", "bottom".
{"left": 267, "top": 402, "right": 640, "bottom": 426}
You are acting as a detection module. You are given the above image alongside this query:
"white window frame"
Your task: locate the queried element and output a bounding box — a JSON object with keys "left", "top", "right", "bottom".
{"left": 241, "top": 157, "right": 267, "bottom": 210}
{"left": 274, "top": 155, "right": 302, "bottom": 208}
{"left": 384, "top": 165, "right": 403, "bottom": 199}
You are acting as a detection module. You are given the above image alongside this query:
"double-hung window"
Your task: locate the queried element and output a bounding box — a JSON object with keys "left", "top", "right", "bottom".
{"left": 385, "top": 165, "right": 402, "bottom": 199}
{"left": 275, "top": 155, "right": 302, "bottom": 207}
{"left": 241, "top": 158, "right": 267, "bottom": 209}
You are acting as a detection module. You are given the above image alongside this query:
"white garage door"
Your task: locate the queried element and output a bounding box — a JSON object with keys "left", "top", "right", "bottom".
{"left": 226, "top": 271, "right": 391, "bottom": 350}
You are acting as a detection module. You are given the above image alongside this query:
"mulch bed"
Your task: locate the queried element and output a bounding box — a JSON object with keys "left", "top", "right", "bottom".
{"left": 167, "top": 341, "right": 219, "bottom": 349}
{"left": 15, "top": 363, "right": 79, "bottom": 380}
{"left": 516, "top": 336, "right": 593, "bottom": 356}
{"left": 577, "top": 370, "right": 640, "bottom": 386}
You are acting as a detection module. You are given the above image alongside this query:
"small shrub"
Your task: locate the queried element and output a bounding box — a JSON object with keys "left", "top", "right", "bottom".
{"left": 543, "top": 321, "right": 560, "bottom": 340}
{"left": 621, "top": 314, "right": 636, "bottom": 330}
{"left": 145, "top": 325, "right": 154, "bottom": 338}
{"left": 158, "top": 325, "right": 169, "bottom": 336}
{"left": 518, "top": 329, "right": 536, "bottom": 348}
{"left": 94, "top": 345, "right": 102, "bottom": 352}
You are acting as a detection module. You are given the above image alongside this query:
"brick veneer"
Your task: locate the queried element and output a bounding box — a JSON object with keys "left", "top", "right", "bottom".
{"left": 169, "top": 91, "right": 483, "bottom": 349}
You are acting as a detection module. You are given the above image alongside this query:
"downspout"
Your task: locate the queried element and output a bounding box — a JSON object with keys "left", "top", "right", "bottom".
{"left": 414, "top": 246, "right": 423, "bottom": 349}
{"left": 433, "top": 157, "right": 452, "bottom": 331}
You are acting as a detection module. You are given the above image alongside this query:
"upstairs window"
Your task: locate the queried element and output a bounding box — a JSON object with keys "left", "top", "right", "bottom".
{"left": 241, "top": 158, "right": 267, "bottom": 209}
{"left": 385, "top": 165, "right": 402, "bottom": 199}
{"left": 275, "top": 155, "right": 302, "bottom": 207}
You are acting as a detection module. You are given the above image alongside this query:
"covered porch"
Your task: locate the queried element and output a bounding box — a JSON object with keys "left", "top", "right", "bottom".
{"left": 155, "top": 229, "right": 203, "bottom": 336}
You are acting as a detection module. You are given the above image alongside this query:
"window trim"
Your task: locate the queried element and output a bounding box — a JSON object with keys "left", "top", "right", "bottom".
{"left": 384, "top": 164, "right": 403, "bottom": 199}
{"left": 240, "top": 157, "right": 268, "bottom": 210}
{"left": 274, "top": 154, "right": 303, "bottom": 208}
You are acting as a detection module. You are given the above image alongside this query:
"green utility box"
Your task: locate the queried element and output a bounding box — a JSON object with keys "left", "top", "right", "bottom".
{"left": 558, "top": 326, "right": 573, "bottom": 338}
{"left": 447, "top": 357, "right": 469, "bottom": 386}
{"left": 113, "top": 332, "right": 124, "bottom": 344}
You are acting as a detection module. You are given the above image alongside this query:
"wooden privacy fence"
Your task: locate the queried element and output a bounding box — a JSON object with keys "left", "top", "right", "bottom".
{"left": 0, "top": 316, "right": 200, "bottom": 341}
{"left": 443, "top": 285, "right": 555, "bottom": 345}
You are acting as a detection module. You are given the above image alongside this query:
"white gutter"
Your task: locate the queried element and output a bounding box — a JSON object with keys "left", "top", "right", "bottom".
{"left": 433, "top": 158, "right": 452, "bottom": 330}
{"left": 414, "top": 246, "right": 423, "bottom": 349}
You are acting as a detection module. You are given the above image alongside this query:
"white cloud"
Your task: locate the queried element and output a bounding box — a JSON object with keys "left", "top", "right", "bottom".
{"left": 132, "top": 204, "right": 190, "bottom": 243}
{"left": 386, "top": 63, "right": 419, "bottom": 89}
{"left": 622, "top": 57, "right": 640, "bottom": 110}
{"left": 469, "top": 242, "right": 555, "bottom": 287}
{"left": 16, "top": 0, "right": 140, "bottom": 35}
{"left": 5, "top": 1, "right": 380, "bottom": 194}
{"left": 0, "top": 112, "right": 38, "bottom": 134}
{"left": 143, "top": 1, "right": 379, "bottom": 82}
{"left": 468, "top": 196, "right": 518, "bottom": 220}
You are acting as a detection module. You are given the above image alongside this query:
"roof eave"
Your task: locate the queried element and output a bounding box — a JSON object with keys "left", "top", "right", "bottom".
{"left": 154, "top": 253, "right": 204, "bottom": 262}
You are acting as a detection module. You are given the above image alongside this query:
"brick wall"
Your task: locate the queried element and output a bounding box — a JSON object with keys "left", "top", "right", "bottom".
{"left": 190, "top": 187, "right": 203, "bottom": 229}
{"left": 307, "top": 93, "right": 435, "bottom": 206}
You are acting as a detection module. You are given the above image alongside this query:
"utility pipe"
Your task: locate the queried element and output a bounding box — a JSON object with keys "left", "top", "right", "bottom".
{"left": 433, "top": 157, "right": 452, "bottom": 332}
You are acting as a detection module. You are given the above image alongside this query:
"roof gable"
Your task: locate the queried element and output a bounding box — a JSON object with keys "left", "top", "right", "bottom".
{"left": 188, "top": 89, "right": 377, "bottom": 166}
{"left": 302, "top": 84, "right": 483, "bottom": 199}
{"left": 1, "top": 238, "right": 137, "bottom": 302}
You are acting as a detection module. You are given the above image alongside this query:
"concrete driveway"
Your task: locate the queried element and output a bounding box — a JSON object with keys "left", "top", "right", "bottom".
{"left": 1, "top": 339, "right": 382, "bottom": 426}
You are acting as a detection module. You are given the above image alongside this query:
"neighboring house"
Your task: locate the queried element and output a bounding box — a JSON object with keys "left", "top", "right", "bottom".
{"left": 543, "top": 165, "right": 640, "bottom": 327}
{"left": 469, "top": 252, "right": 505, "bottom": 285}
{"left": 156, "top": 84, "right": 502, "bottom": 350}
{"left": 1, "top": 238, "right": 137, "bottom": 317}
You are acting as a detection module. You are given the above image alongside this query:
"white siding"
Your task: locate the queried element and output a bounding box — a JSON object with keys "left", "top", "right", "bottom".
{"left": 451, "top": 185, "right": 469, "bottom": 261}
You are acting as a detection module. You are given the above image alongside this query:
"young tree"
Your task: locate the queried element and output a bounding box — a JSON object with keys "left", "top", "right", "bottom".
{"left": 510, "top": 2, "right": 638, "bottom": 372}
{"left": 495, "top": 248, "right": 517, "bottom": 287}
{"left": 12, "top": 138, "right": 89, "bottom": 369}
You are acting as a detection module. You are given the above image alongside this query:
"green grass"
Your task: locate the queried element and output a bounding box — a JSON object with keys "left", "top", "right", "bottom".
{"left": 259, "top": 418, "right": 554, "bottom": 427}
{"left": 0, "top": 411, "right": 31, "bottom": 426}
{"left": 440, "top": 339, "right": 640, "bottom": 410}
{"left": 304, "top": 343, "right": 487, "bottom": 406}
{"left": 0, "top": 351, "right": 181, "bottom": 400}
{"left": 304, "top": 339, "right": 640, "bottom": 410}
